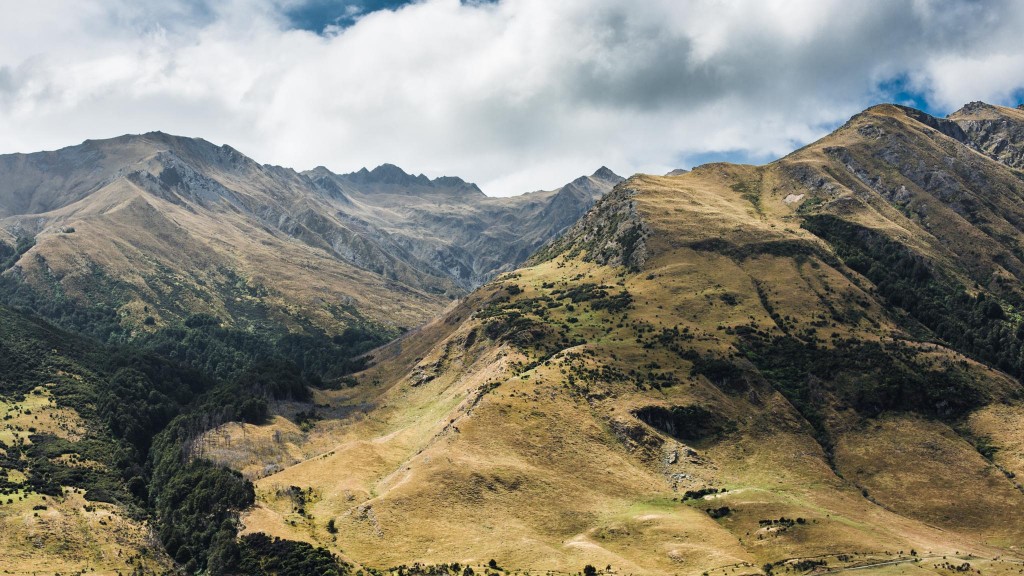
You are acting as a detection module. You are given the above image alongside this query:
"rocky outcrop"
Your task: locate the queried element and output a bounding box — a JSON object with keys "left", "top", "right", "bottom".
{"left": 949, "top": 101, "right": 1024, "bottom": 170}
{"left": 530, "top": 179, "right": 648, "bottom": 271}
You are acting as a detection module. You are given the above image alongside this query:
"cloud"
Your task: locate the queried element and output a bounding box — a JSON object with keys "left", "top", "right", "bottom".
{"left": 1, "top": 0, "right": 1024, "bottom": 195}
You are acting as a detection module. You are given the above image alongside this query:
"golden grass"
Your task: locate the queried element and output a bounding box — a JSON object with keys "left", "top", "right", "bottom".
{"left": 0, "top": 388, "right": 86, "bottom": 446}
{"left": 228, "top": 106, "right": 1024, "bottom": 572}
{"left": 8, "top": 175, "right": 451, "bottom": 335}
{"left": 967, "top": 404, "right": 1024, "bottom": 480}
{"left": 0, "top": 488, "right": 169, "bottom": 576}
{"left": 234, "top": 230, "right": 1024, "bottom": 572}
{"left": 0, "top": 390, "right": 171, "bottom": 575}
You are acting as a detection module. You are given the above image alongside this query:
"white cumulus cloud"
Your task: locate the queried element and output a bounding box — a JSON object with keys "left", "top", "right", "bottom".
{"left": 1, "top": 0, "right": 1023, "bottom": 195}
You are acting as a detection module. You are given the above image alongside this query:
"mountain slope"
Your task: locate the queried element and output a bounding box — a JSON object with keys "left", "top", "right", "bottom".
{"left": 0, "top": 134, "right": 618, "bottom": 338}
{"left": 304, "top": 164, "right": 622, "bottom": 289}
{"left": 0, "top": 299, "right": 367, "bottom": 576}
{"left": 219, "top": 104, "right": 1024, "bottom": 575}
{"left": 0, "top": 305, "right": 174, "bottom": 575}
{"left": 0, "top": 133, "right": 451, "bottom": 337}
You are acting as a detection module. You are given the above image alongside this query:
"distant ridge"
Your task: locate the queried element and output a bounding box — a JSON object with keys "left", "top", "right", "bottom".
{"left": 0, "top": 132, "right": 621, "bottom": 334}
{"left": 335, "top": 163, "right": 484, "bottom": 196}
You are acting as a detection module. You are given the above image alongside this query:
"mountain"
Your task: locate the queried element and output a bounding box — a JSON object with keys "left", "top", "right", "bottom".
{"left": 0, "top": 131, "right": 618, "bottom": 575}
{"left": 949, "top": 101, "right": 1024, "bottom": 169}
{"left": 0, "top": 133, "right": 618, "bottom": 338}
{"left": 304, "top": 163, "right": 622, "bottom": 290}
{"left": 205, "top": 103, "right": 1024, "bottom": 574}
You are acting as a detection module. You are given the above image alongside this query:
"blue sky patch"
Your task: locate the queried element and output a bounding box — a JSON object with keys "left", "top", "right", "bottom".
{"left": 874, "top": 74, "right": 941, "bottom": 116}
{"left": 285, "top": 0, "right": 417, "bottom": 32}
{"left": 285, "top": 0, "right": 498, "bottom": 33}
{"left": 1010, "top": 87, "right": 1024, "bottom": 109}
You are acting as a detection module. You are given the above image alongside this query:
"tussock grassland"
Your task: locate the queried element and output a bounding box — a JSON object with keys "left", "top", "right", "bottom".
{"left": 214, "top": 104, "right": 1024, "bottom": 574}
{"left": 0, "top": 390, "right": 169, "bottom": 575}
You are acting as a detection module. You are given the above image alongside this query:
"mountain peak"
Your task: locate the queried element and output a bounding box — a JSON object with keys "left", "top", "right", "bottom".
{"left": 345, "top": 163, "right": 425, "bottom": 186}
{"left": 591, "top": 166, "right": 621, "bottom": 181}
{"left": 860, "top": 102, "right": 906, "bottom": 115}
{"left": 947, "top": 100, "right": 1023, "bottom": 122}
{"left": 947, "top": 100, "right": 1024, "bottom": 170}
{"left": 433, "top": 175, "right": 483, "bottom": 194}
{"left": 369, "top": 162, "right": 414, "bottom": 179}
{"left": 134, "top": 130, "right": 213, "bottom": 149}
{"left": 957, "top": 100, "right": 996, "bottom": 114}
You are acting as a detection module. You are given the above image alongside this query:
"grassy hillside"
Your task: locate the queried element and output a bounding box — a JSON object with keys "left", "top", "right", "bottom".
{"left": 0, "top": 306, "right": 172, "bottom": 575}
{"left": 0, "top": 142, "right": 621, "bottom": 576}
{"left": 0, "top": 133, "right": 460, "bottom": 344}
{"left": 0, "top": 303, "right": 370, "bottom": 575}
{"left": 0, "top": 174, "right": 445, "bottom": 339}
{"left": 222, "top": 104, "right": 1024, "bottom": 575}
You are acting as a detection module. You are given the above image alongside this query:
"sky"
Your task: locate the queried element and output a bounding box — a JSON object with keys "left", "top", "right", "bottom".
{"left": 1, "top": 0, "right": 1024, "bottom": 196}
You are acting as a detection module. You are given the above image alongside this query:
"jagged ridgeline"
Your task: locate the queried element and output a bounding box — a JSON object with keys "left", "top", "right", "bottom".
{"left": 225, "top": 103, "right": 1024, "bottom": 576}
{"left": 0, "top": 131, "right": 621, "bottom": 341}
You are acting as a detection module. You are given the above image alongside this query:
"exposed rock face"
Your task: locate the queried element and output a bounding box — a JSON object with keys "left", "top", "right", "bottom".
{"left": 949, "top": 101, "right": 1024, "bottom": 170}
{"left": 800, "top": 103, "right": 1024, "bottom": 295}
{"left": 325, "top": 163, "right": 484, "bottom": 197}
{"left": 530, "top": 181, "right": 648, "bottom": 271}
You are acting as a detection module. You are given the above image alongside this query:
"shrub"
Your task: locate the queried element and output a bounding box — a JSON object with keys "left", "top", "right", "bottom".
{"left": 705, "top": 506, "right": 731, "bottom": 519}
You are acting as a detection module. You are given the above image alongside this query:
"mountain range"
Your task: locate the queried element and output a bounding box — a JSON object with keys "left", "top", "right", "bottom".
{"left": 2, "top": 102, "right": 1024, "bottom": 576}
{"left": 0, "top": 133, "right": 620, "bottom": 338}
{"left": 216, "top": 102, "right": 1024, "bottom": 574}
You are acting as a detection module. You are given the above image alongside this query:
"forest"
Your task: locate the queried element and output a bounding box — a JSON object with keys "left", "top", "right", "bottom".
{"left": 0, "top": 278, "right": 382, "bottom": 575}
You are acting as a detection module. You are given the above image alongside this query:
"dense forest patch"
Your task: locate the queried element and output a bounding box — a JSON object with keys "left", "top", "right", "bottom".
{"left": 0, "top": 295, "right": 374, "bottom": 574}
{"left": 803, "top": 215, "right": 1024, "bottom": 381}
